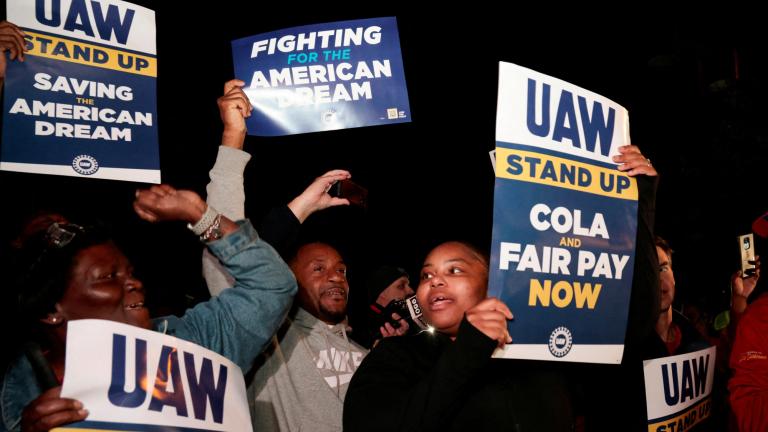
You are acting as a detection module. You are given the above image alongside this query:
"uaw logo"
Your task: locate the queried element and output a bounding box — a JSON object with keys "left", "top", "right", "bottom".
{"left": 322, "top": 109, "right": 338, "bottom": 124}
{"left": 548, "top": 326, "right": 573, "bottom": 358}
{"left": 72, "top": 155, "right": 99, "bottom": 175}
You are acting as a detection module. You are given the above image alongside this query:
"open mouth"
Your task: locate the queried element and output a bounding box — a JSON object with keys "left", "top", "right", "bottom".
{"left": 428, "top": 295, "right": 453, "bottom": 310}
{"left": 125, "top": 301, "right": 145, "bottom": 310}
{"left": 323, "top": 287, "right": 347, "bottom": 299}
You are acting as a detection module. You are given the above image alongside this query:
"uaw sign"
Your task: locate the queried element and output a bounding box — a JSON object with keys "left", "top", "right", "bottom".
{"left": 55, "top": 320, "right": 252, "bottom": 431}
{"left": 2, "top": 0, "right": 160, "bottom": 182}
{"left": 643, "top": 346, "right": 716, "bottom": 432}
{"left": 489, "top": 62, "right": 638, "bottom": 364}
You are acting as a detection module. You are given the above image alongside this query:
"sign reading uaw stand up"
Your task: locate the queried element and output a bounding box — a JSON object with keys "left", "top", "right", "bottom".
{"left": 1, "top": 0, "right": 159, "bottom": 183}
{"left": 489, "top": 62, "right": 638, "bottom": 364}
{"left": 231, "top": 17, "right": 411, "bottom": 136}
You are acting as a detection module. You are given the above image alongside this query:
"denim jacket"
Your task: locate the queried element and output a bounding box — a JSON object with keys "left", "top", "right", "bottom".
{"left": 1, "top": 220, "right": 297, "bottom": 431}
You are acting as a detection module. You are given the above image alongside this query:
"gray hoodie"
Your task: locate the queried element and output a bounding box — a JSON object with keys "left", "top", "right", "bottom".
{"left": 249, "top": 307, "right": 367, "bottom": 431}
{"left": 203, "top": 146, "right": 367, "bottom": 430}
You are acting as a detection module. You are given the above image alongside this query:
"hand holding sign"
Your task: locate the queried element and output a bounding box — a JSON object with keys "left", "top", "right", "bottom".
{"left": 21, "top": 386, "right": 87, "bottom": 432}
{"left": 218, "top": 79, "right": 253, "bottom": 148}
{"left": 613, "top": 145, "right": 657, "bottom": 177}
{"left": 466, "top": 298, "right": 514, "bottom": 349}
{"left": 0, "top": 20, "right": 26, "bottom": 81}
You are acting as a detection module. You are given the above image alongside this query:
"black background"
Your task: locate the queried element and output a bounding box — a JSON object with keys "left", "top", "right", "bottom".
{"left": 2, "top": 4, "right": 767, "bottom": 329}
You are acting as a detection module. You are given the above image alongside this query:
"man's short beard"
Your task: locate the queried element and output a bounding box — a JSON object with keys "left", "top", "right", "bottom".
{"left": 320, "top": 305, "right": 347, "bottom": 324}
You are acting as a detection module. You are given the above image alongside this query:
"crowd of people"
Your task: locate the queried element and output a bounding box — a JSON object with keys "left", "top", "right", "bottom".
{"left": 1, "top": 17, "right": 766, "bottom": 432}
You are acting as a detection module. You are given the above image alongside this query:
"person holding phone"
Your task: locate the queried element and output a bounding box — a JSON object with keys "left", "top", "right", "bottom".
{"left": 202, "top": 80, "right": 372, "bottom": 432}
{"left": 363, "top": 265, "right": 414, "bottom": 347}
{"left": 201, "top": 80, "right": 353, "bottom": 294}
{"left": 728, "top": 248, "right": 767, "bottom": 432}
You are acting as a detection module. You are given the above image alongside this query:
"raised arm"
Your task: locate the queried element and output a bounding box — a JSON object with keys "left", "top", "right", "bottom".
{"left": 203, "top": 79, "right": 253, "bottom": 295}
{"left": 134, "top": 185, "right": 297, "bottom": 371}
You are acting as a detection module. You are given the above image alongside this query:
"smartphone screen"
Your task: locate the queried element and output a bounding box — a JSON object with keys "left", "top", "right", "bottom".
{"left": 739, "top": 233, "right": 757, "bottom": 277}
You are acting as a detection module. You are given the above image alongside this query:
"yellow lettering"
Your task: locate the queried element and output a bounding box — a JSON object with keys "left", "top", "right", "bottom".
{"left": 574, "top": 282, "right": 602, "bottom": 309}
{"left": 528, "top": 279, "right": 602, "bottom": 309}
{"left": 529, "top": 279, "right": 550, "bottom": 307}
{"left": 552, "top": 281, "right": 573, "bottom": 307}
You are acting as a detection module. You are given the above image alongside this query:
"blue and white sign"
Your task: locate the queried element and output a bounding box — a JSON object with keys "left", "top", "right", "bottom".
{"left": 643, "top": 347, "right": 716, "bottom": 431}
{"left": 1, "top": 0, "right": 160, "bottom": 183}
{"left": 231, "top": 17, "right": 411, "bottom": 136}
{"left": 489, "top": 62, "right": 638, "bottom": 364}
{"left": 59, "top": 320, "right": 252, "bottom": 431}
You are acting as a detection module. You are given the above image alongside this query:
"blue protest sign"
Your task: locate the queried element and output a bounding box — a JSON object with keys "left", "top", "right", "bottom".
{"left": 2, "top": 0, "right": 159, "bottom": 183}
{"left": 489, "top": 62, "right": 638, "bottom": 364}
{"left": 232, "top": 17, "right": 411, "bottom": 136}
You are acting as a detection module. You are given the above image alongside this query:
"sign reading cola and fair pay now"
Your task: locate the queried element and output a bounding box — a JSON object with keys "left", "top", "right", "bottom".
{"left": 489, "top": 62, "right": 638, "bottom": 364}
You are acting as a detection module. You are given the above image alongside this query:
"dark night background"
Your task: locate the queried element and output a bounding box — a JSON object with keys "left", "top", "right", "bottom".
{"left": 1, "top": 4, "right": 766, "bottom": 335}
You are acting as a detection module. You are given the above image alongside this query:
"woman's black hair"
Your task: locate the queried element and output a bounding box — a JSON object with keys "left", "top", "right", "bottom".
{"left": 13, "top": 221, "right": 112, "bottom": 322}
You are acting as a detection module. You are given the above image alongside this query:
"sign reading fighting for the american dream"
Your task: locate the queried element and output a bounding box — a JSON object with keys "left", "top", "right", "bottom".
{"left": 489, "top": 62, "right": 638, "bottom": 364}
{"left": 2, "top": 0, "right": 159, "bottom": 183}
{"left": 231, "top": 17, "right": 411, "bottom": 136}
{"left": 55, "top": 320, "right": 252, "bottom": 432}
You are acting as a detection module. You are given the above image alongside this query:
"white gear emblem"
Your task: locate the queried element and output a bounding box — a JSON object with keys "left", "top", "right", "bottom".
{"left": 548, "top": 326, "right": 573, "bottom": 358}
{"left": 72, "top": 155, "right": 99, "bottom": 175}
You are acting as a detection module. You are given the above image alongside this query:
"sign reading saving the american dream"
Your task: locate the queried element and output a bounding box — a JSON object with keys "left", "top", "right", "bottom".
{"left": 488, "top": 62, "right": 638, "bottom": 364}
{"left": 231, "top": 17, "right": 411, "bottom": 136}
{"left": 54, "top": 320, "right": 252, "bottom": 432}
{"left": 643, "top": 347, "right": 716, "bottom": 432}
{"left": 1, "top": 0, "right": 159, "bottom": 183}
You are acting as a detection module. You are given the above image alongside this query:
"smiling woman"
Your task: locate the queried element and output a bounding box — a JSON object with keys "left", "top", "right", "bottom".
{"left": 1, "top": 186, "right": 297, "bottom": 432}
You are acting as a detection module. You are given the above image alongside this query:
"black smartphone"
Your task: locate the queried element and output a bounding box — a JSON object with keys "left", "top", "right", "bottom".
{"left": 330, "top": 179, "right": 368, "bottom": 208}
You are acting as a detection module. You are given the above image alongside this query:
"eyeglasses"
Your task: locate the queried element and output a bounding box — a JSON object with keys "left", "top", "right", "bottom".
{"left": 45, "top": 223, "right": 81, "bottom": 248}
{"left": 17, "top": 222, "right": 89, "bottom": 311}
{"left": 45, "top": 222, "right": 88, "bottom": 249}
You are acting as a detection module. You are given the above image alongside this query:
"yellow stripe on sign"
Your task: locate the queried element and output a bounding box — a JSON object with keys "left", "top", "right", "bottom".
{"left": 52, "top": 429, "right": 132, "bottom": 432}
{"left": 647, "top": 399, "right": 710, "bottom": 432}
{"left": 495, "top": 147, "right": 638, "bottom": 200}
{"left": 25, "top": 31, "right": 157, "bottom": 77}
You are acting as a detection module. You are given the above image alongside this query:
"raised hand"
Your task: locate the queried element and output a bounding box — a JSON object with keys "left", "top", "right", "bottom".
{"left": 288, "top": 169, "right": 352, "bottom": 223}
{"left": 218, "top": 79, "right": 252, "bottom": 148}
{"left": 133, "top": 185, "right": 206, "bottom": 224}
{"left": 733, "top": 255, "right": 761, "bottom": 299}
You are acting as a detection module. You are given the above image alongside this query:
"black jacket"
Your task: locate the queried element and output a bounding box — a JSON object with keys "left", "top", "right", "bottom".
{"left": 343, "top": 319, "right": 574, "bottom": 432}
